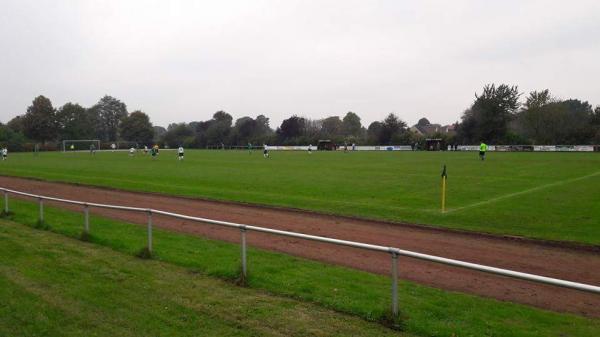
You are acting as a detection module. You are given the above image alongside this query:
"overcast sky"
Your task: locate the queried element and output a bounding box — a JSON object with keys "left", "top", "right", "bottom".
{"left": 1, "top": 0, "right": 599, "bottom": 128}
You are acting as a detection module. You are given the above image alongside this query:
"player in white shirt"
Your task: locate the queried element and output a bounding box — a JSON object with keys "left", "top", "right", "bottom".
{"left": 308, "top": 144, "right": 312, "bottom": 154}
{"left": 143, "top": 145, "right": 148, "bottom": 154}
{"left": 178, "top": 146, "right": 184, "bottom": 160}
{"left": 129, "top": 147, "right": 135, "bottom": 156}
{"left": 263, "top": 144, "right": 269, "bottom": 158}
{"left": 2, "top": 148, "right": 7, "bottom": 160}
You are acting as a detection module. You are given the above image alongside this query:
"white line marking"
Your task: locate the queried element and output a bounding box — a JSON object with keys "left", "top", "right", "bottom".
{"left": 446, "top": 170, "right": 600, "bottom": 213}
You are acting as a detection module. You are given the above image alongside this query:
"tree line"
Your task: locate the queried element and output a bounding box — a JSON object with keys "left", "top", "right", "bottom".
{"left": 456, "top": 84, "right": 600, "bottom": 145}
{"left": 2, "top": 84, "right": 599, "bottom": 151}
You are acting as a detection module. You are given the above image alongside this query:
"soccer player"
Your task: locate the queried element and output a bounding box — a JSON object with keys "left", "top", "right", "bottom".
{"left": 151, "top": 146, "right": 157, "bottom": 159}
{"left": 308, "top": 144, "right": 312, "bottom": 154}
{"left": 263, "top": 144, "right": 269, "bottom": 158}
{"left": 178, "top": 146, "right": 184, "bottom": 160}
{"left": 143, "top": 145, "right": 148, "bottom": 154}
{"left": 90, "top": 144, "right": 96, "bottom": 155}
{"left": 129, "top": 147, "right": 135, "bottom": 156}
{"left": 70, "top": 144, "right": 75, "bottom": 151}
{"left": 247, "top": 142, "right": 252, "bottom": 154}
{"left": 479, "top": 141, "right": 487, "bottom": 161}
{"left": 2, "top": 147, "right": 7, "bottom": 160}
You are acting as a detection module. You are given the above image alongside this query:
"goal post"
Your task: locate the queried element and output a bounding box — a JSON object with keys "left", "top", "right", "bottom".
{"left": 62, "top": 140, "right": 101, "bottom": 152}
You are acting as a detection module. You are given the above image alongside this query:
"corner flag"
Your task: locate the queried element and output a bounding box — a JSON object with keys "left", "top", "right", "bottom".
{"left": 441, "top": 164, "right": 447, "bottom": 212}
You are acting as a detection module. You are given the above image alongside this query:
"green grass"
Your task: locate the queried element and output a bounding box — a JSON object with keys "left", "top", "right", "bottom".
{"left": 1, "top": 150, "right": 599, "bottom": 244}
{"left": 0, "top": 220, "right": 408, "bottom": 337}
{"left": 2, "top": 197, "right": 599, "bottom": 337}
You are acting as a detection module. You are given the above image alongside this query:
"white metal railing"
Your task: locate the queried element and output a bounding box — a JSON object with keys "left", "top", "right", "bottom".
{"left": 1, "top": 187, "right": 599, "bottom": 316}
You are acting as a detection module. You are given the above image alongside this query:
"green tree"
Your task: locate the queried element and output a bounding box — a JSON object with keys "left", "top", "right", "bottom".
{"left": 7, "top": 115, "right": 26, "bottom": 134}
{"left": 593, "top": 106, "right": 600, "bottom": 143}
{"left": 163, "top": 123, "right": 194, "bottom": 147}
{"left": 342, "top": 112, "right": 362, "bottom": 138}
{"left": 91, "top": 95, "right": 128, "bottom": 141}
{"left": 22, "top": 95, "right": 58, "bottom": 143}
{"left": 230, "top": 117, "right": 256, "bottom": 145}
{"left": 0, "top": 123, "right": 27, "bottom": 151}
{"left": 515, "top": 90, "right": 553, "bottom": 144}
{"left": 277, "top": 115, "right": 306, "bottom": 144}
{"left": 457, "top": 84, "right": 521, "bottom": 143}
{"left": 382, "top": 113, "right": 408, "bottom": 144}
{"left": 205, "top": 111, "right": 233, "bottom": 145}
{"left": 153, "top": 126, "right": 167, "bottom": 143}
{"left": 253, "top": 115, "right": 274, "bottom": 143}
{"left": 56, "top": 103, "right": 97, "bottom": 140}
{"left": 516, "top": 92, "right": 595, "bottom": 144}
{"left": 119, "top": 111, "right": 154, "bottom": 144}
{"left": 366, "top": 121, "right": 384, "bottom": 145}
{"left": 320, "top": 116, "right": 343, "bottom": 141}
{"left": 416, "top": 117, "right": 430, "bottom": 127}
{"left": 550, "top": 99, "right": 595, "bottom": 144}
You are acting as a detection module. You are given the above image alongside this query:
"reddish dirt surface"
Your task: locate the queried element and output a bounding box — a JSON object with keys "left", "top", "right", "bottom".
{"left": 1, "top": 176, "right": 599, "bottom": 317}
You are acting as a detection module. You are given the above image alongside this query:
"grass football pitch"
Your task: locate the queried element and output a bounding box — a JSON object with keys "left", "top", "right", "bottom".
{"left": 0, "top": 150, "right": 598, "bottom": 245}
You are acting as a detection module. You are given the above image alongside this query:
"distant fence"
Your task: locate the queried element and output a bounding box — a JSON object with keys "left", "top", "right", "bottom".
{"left": 1, "top": 187, "right": 599, "bottom": 317}
{"left": 456, "top": 145, "right": 600, "bottom": 152}
{"left": 212, "top": 145, "right": 600, "bottom": 152}
{"left": 264, "top": 145, "right": 414, "bottom": 151}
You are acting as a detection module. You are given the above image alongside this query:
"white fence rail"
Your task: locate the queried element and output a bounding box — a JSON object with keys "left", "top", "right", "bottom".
{"left": 1, "top": 187, "right": 599, "bottom": 316}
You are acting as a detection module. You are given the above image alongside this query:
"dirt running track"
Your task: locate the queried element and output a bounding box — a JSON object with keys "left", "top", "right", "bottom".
{"left": 1, "top": 176, "right": 599, "bottom": 318}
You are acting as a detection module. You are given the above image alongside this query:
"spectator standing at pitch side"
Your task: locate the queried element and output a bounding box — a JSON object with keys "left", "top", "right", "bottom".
{"left": 479, "top": 141, "right": 487, "bottom": 161}
{"left": 178, "top": 146, "right": 184, "bottom": 160}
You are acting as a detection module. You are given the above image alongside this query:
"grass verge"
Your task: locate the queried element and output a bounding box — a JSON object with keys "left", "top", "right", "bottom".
{"left": 2, "top": 197, "right": 599, "bottom": 337}
{"left": 0, "top": 219, "right": 407, "bottom": 337}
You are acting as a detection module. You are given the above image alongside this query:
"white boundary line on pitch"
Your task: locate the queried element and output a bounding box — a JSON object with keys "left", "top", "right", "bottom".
{"left": 446, "top": 170, "right": 600, "bottom": 213}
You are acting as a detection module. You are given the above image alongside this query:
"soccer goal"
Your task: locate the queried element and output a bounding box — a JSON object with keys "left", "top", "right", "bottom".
{"left": 62, "top": 140, "right": 101, "bottom": 152}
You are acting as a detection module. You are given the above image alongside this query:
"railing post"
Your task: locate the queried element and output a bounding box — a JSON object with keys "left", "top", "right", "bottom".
{"left": 391, "top": 252, "right": 399, "bottom": 317}
{"left": 240, "top": 227, "right": 247, "bottom": 278}
{"left": 3, "top": 191, "right": 8, "bottom": 214}
{"left": 38, "top": 197, "right": 44, "bottom": 223}
{"left": 147, "top": 210, "right": 153, "bottom": 253}
{"left": 84, "top": 204, "right": 89, "bottom": 234}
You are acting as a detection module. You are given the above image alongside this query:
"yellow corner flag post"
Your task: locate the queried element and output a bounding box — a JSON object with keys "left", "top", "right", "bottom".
{"left": 441, "top": 164, "right": 447, "bottom": 213}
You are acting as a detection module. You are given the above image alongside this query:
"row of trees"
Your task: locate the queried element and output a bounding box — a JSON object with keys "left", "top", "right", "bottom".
{"left": 6, "top": 95, "right": 155, "bottom": 147}
{"left": 1, "top": 94, "right": 417, "bottom": 149}
{"left": 2, "top": 87, "right": 599, "bottom": 151}
{"left": 160, "top": 111, "right": 417, "bottom": 148}
{"left": 456, "top": 84, "right": 600, "bottom": 145}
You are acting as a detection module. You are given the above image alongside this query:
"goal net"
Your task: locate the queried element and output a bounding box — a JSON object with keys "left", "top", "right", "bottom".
{"left": 62, "top": 140, "right": 101, "bottom": 152}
